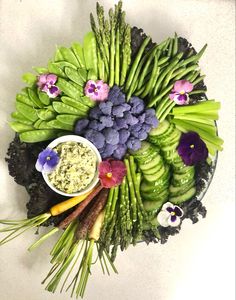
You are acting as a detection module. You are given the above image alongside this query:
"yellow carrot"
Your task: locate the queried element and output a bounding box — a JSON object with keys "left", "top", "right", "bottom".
{"left": 89, "top": 210, "right": 105, "bottom": 241}
{"left": 50, "top": 191, "right": 92, "bottom": 216}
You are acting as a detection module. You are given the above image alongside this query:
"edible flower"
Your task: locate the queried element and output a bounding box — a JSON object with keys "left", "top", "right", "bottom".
{"left": 157, "top": 202, "right": 183, "bottom": 227}
{"left": 169, "top": 80, "right": 193, "bottom": 105}
{"left": 35, "top": 148, "right": 59, "bottom": 173}
{"left": 177, "top": 132, "right": 208, "bottom": 166}
{"left": 37, "top": 74, "right": 61, "bottom": 98}
{"left": 98, "top": 159, "right": 126, "bottom": 188}
{"left": 84, "top": 80, "right": 109, "bottom": 101}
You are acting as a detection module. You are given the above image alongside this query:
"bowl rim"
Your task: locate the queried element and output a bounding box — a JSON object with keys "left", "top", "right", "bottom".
{"left": 42, "top": 135, "right": 102, "bottom": 197}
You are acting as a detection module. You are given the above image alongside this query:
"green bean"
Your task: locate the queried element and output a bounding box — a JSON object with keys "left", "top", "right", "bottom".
{"left": 9, "top": 122, "right": 34, "bottom": 133}
{"left": 134, "top": 85, "right": 146, "bottom": 97}
{"left": 33, "top": 119, "right": 43, "bottom": 129}
{"left": 16, "top": 93, "right": 34, "bottom": 107}
{"left": 27, "top": 88, "right": 44, "bottom": 108}
{"left": 37, "top": 109, "right": 56, "bottom": 121}
{"left": 11, "top": 111, "right": 33, "bottom": 125}
{"left": 180, "top": 44, "right": 207, "bottom": 67}
{"left": 150, "top": 83, "right": 173, "bottom": 106}
{"left": 52, "top": 102, "right": 85, "bottom": 115}
{"left": 162, "top": 68, "right": 175, "bottom": 88}
{"left": 61, "top": 96, "right": 89, "bottom": 113}
{"left": 125, "top": 36, "right": 151, "bottom": 91}
{"left": 171, "top": 67, "right": 186, "bottom": 79}
{"left": 83, "top": 31, "right": 98, "bottom": 77}
{"left": 172, "top": 32, "right": 178, "bottom": 56}
{"left": 188, "top": 70, "right": 201, "bottom": 82}
{"left": 71, "top": 42, "right": 86, "bottom": 68}
{"left": 157, "top": 38, "right": 169, "bottom": 50}
{"left": 192, "top": 75, "right": 206, "bottom": 86}
{"left": 16, "top": 102, "right": 38, "bottom": 122}
{"left": 162, "top": 37, "right": 171, "bottom": 52}
{"left": 158, "top": 100, "right": 175, "bottom": 121}
{"left": 141, "top": 56, "right": 159, "bottom": 98}
{"left": 56, "top": 114, "right": 80, "bottom": 126}
{"left": 48, "top": 62, "right": 66, "bottom": 78}
{"left": 47, "top": 120, "right": 73, "bottom": 131}
{"left": 185, "top": 71, "right": 195, "bottom": 81}
{"left": 56, "top": 78, "right": 82, "bottom": 99}
{"left": 172, "top": 64, "right": 198, "bottom": 81}
{"left": 38, "top": 91, "right": 50, "bottom": 106}
{"left": 155, "top": 95, "right": 170, "bottom": 116}
{"left": 167, "top": 38, "right": 174, "bottom": 57}
{"left": 189, "top": 89, "right": 206, "bottom": 95}
{"left": 19, "top": 129, "right": 59, "bottom": 143}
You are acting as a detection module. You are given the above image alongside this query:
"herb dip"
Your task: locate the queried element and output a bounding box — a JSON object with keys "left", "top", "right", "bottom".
{"left": 48, "top": 141, "right": 97, "bottom": 194}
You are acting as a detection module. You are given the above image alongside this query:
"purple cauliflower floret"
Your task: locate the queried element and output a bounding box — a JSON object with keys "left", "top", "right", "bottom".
{"left": 121, "top": 103, "right": 131, "bottom": 112}
{"left": 142, "top": 123, "right": 152, "bottom": 132}
{"left": 89, "top": 106, "right": 102, "bottom": 120}
{"left": 113, "top": 144, "right": 127, "bottom": 160}
{"left": 127, "top": 137, "right": 141, "bottom": 151}
{"left": 112, "top": 105, "right": 128, "bottom": 118}
{"left": 138, "top": 113, "right": 146, "bottom": 124}
{"left": 130, "top": 96, "right": 145, "bottom": 115}
{"left": 101, "top": 143, "right": 118, "bottom": 158}
{"left": 145, "top": 109, "right": 159, "bottom": 127}
{"left": 74, "top": 118, "right": 89, "bottom": 135}
{"left": 114, "top": 118, "right": 129, "bottom": 130}
{"left": 99, "top": 101, "right": 113, "bottom": 115}
{"left": 84, "top": 129, "right": 105, "bottom": 149}
{"left": 88, "top": 120, "right": 105, "bottom": 131}
{"left": 124, "top": 111, "right": 139, "bottom": 126}
{"left": 100, "top": 116, "right": 114, "bottom": 128}
{"left": 132, "top": 129, "right": 148, "bottom": 141}
{"left": 119, "top": 129, "right": 130, "bottom": 144}
{"left": 130, "top": 123, "right": 142, "bottom": 133}
{"left": 103, "top": 128, "right": 119, "bottom": 145}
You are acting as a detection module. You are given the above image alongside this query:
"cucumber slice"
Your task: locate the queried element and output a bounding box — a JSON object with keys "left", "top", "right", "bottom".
{"left": 143, "top": 165, "right": 166, "bottom": 182}
{"left": 139, "top": 155, "right": 162, "bottom": 171}
{"left": 169, "top": 180, "right": 195, "bottom": 197}
{"left": 141, "top": 163, "right": 163, "bottom": 175}
{"left": 130, "top": 141, "right": 153, "bottom": 157}
{"left": 143, "top": 200, "right": 165, "bottom": 212}
{"left": 149, "top": 120, "right": 170, "bottom": 136}
{"left": 141, "top": 168, "right": 170, "bottom": 192}
{"left": 142, "top": 189, "right": 169, "bottom": 202}
{"left": 169, "top": 187, "right": 196, "bottom": 204}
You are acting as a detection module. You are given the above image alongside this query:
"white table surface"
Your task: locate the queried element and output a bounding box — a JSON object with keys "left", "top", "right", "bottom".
{"left": 0, "top": 1, "right": 235, "bottom": 300}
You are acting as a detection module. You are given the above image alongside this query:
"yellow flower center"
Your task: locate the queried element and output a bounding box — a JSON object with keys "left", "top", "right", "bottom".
{"left": 106, "top": 172, "right": 113, "bottom": 178}
{"left": 190, "top": 144, "right": 195, "bottom": 149}
{"left": 94, "top": 88, "right": 98, "bottom": 93}
{"left": 171, "top": 212, "right": 176, "bottom": 216}
{"left": 179, "top": 90, "right": 185, "bottom": 95}
{"left": 46, "top": 156, "right": 51, "bottom": 160}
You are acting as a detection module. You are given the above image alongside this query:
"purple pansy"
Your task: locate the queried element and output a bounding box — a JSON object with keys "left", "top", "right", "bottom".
{"left": 84, "top": 80, "right": 109, "bottom": 101}
{"left": 37, "top": 74, "right": 61, "bottom": 98}
{"left": 157, "top": 202, "right": 183, "bottom": 227}
{"left": 177, "top": 132, "right": 208, "bottom": 166}
{"left": 169, "top": 80, "right": 193, "bottom": 105}
{"left": 35, "top": 148, "right": 59, "bottom": 174}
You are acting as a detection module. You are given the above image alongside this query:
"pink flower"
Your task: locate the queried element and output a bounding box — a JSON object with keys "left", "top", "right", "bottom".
{"left": 98, "top": 160, "right": 126, "bottom": 188}
{"left": 84, "top": 80, "right": 109, "bottom": 101}
{"left": 169, "top": 80, "right": 193, "bottom": 105}
{"left": 37, "top": 73, "right": 61, "bottom": 98}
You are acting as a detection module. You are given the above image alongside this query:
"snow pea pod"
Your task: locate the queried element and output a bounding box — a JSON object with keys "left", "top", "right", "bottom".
{"left": 56, "top": 78, "right": 82, "bottom": 100}
{"left": 9, "top": 122, "right": 34, "bottom": 133}
{"left": 80, "top": 96, "right": 96, "bottom": 108}
{"left": 38, "top": 90, "right": 50, "bottom": 106}
{"left": 20, "top": 129, "right": 59, "bottom": 143}
{"left": 37, "top": 109, "right": 57, "bottom": 121}
{"left": 32, "top": 66, "right": 48, "bottom": 74}
{"left": 11, "top": 111, "right": 33, "bottom": 125}
{"left": 52, "top": 102, "right": 85, "bottom": 116}
{"left": 83, "top": 32, "right": 98, "bottom": 78}
{"left": 47, "top": 120, "right": 73, "bottom": 131}
{"left": 16, "top": 102, "right": 38, "bottom": 122}
{"left": 64, "top": 67, "right": 85, "bottom": 86}
{"left": 60, "top": 47, "right": 80, "bottom": 68}
{"left": 69, "top": 81, "right": 84, "bottom": 95}
{"left": 27, "top": 88, "right": 44, "bottom": 108}
{"left": 56, "top": 114, "right": 80, "bottom": 126}
{"left": 38, "top": 121, "right": 55, "bottom": 129}
{"left": 54, "top": 47, "right": 64, "bottom": 62}
{"left": 71, "top": 42, "right": 86, "bottom": 69}
{"left": 48, "top": 62, "right": 66, "bottom": 78}
{"left": 77, "top": 68, "right": 87, "bottom": 82}
{"left": 33, "top": 119, "right": 43, "bottom": 129}
{"left": 87, "top": 68, "right": 98, "bottom": 81}
{"left": 16, "top": 93, "right": 34, "bottom": 107}
{"left": 61, "top": 96, "right": 89, "bottom": 113}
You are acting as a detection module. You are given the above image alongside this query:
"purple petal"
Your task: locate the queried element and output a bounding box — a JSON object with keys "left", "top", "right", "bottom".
{"left": 174, "top": 206, "right": 183, "bottom": 217}
{"left": 171, "top": 215, "right": 177, "bottom": 222}
{"left": 166, "top": 207, "right": 174, "bottom": 213}
{"left": 37, "top": 74, "right": 48, "bottom": 88}
{"left": 49, "top": 86, "right": 59, "bottom": 94}
{"left": 173, "top": 80, "right": 193, "bottom": 93}
{"left": 46, "top": 74, "right": 57, "bottom": 85}
{"left": 88, "top": 88, "right": 94, "bottom": 93}
{"left": 173, "top": 93, "right": 189, "bottom": 105}
{"left": 90, "top": 83, "right": 96, "bottom": 89}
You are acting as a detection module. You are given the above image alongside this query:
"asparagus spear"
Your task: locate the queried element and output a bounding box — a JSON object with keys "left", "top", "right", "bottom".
{"left": 120, "top": 24, "right": 131, "bottom": 86}
{"left": 109, "top": 8, "right": 116, "bottom": 87}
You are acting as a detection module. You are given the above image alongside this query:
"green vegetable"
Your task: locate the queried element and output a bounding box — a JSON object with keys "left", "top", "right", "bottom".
{"left": 19, "top": 129, "right": 59, "bottom": 142}
{"left": 83, "top": 32, "right": 98, "bottom": 77}
{"left": 16, "top": 102, "right": 38, "bottom": 122}
{"left": 22, "top": 73, "right": 36, "bottom": 85}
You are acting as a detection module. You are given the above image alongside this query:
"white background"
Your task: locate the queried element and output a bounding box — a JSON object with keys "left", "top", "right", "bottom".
{"left": 0, "top": 0, "right": 235, "bottom": 300}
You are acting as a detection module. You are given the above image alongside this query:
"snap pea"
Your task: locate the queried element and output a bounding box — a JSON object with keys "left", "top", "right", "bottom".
{"left": 33, "top": 119, "right": 43, "bottom": 129}
{"left": 22, "top": 73, "right": 36, "bottom": 85}
{"left": 52, "top": 102, "right": 85, "bottom": 116}
{"left": 47, "top": 120, "right": 73, "bottom": 131}
{"left": 20, "top": 129, "right": 59, "bottom": 143}
{"left": 141, "top": 55, "right": 159, "bottom": 98}
{"left": 64, "top": 67, "right": 85, "bottom": 86}
{"left": 69, "top": 81, "right": 84, "bottom": 95}
{"left": 56, "top": 78, "right": 82, "bottom": 100}
{"left": 83, "top": 31, "right": 98, "bottom": 78}
{"left": 77, "top": 68, "right": 87, "bottom": 82}
{"left": 38, "top": 121, "right": 55, "bottom": 129}
{"left": 61, "top": 96, "right": 89, "bottom": 113}
{"left": 37, "top": 109, "right": 57, "bottom": 121}
{"left": 71, "top": 42, "right": 86, "bottom": 68}
{"left": 80, "top": 96, "right": 96, "bottom": 108}
{"left": 54, "top": 47, "right": 64, "bottom": 62}
{"left": 32, "top": 66, "right": 48, "bottom": 74}
{"left": 56, "top": 114, "right": 80, "bottom": 126}
{"left": 16, "top": 93, "right": 34, "bottom": 107}
{"left": 125, "top": 36, "right": 151, "bottom": 92}
{"left": 192, "top": 75, "right": 206, "bottom": 86}
{"left": 53, "top": 61, "right": 77, "bottom": 71}
{"left": 59, "top": 47, "right": 80, "bottom": 68}
{"left": 172, "top": 32, "right": 178, "bottom": 56}
{"left": 9, "top": 122, "right": 34, "bottom": 133}
{"left": 38, "top": 90, "right": 50, "bottom": 106}
{"left": 11, "top": 111, "right": 33, "bottom": 125}
{"left": 48, "top": 62, "right": 66, "bottom": 78}
{"left": 16, "top": 102, "right": 38, "bottom": 122}
{"left": 27, "top": 88, "right": 44, "bottom": 108}
{"left": 87, "top": 68, "right": 98, "bottom": 81}
{"left": 137, "top": 48, "right": 159, "bottom": 90}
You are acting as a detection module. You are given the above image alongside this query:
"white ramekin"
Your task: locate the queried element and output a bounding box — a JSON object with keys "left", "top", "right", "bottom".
{"left": 42, "top": 135, "right": 101, "bottom": 197}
